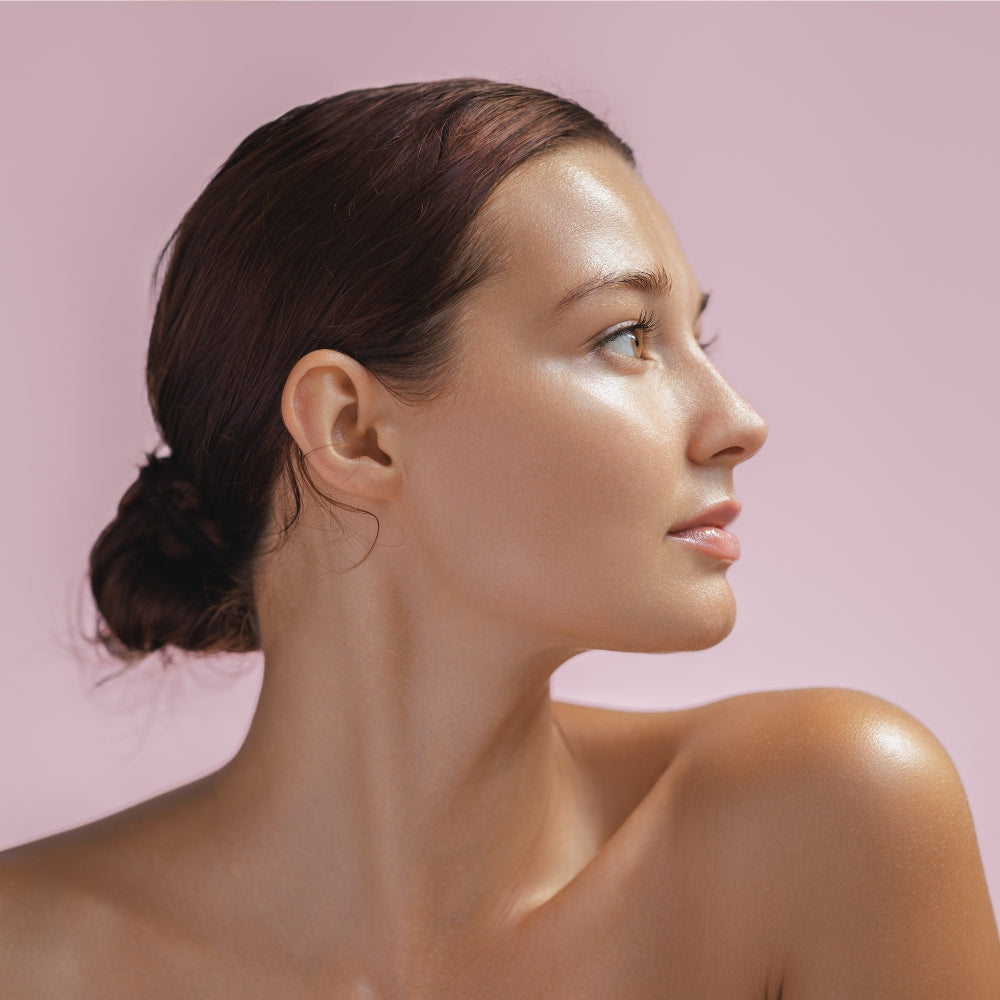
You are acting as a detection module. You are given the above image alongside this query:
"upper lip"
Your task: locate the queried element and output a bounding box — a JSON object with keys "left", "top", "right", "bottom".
{"left": 668, "top": 499, "right": 741, "bottom": 534}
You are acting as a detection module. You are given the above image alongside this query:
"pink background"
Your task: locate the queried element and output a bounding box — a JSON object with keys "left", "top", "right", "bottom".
{"left": 2, "top": 3, "right": 998, "bottom": 905}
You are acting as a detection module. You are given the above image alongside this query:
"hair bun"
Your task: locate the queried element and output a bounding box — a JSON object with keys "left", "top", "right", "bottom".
{"left": 120, "top": 452, "right": 229, "bottom": 568}
{"left": 89, "top": 450, "right": 254, "bottom": 658}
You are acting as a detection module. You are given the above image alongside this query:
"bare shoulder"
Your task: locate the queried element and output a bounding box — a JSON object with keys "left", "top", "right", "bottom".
{"left": 557, "top": 690, "right": 999, "bottom": 995}
{"left": 554, "top": 687, "right": 960, "bottom": 842}
{"left": 0, "top": 830, "right": 116, "bottom": 998}
{"left": 677, "top": 684, "right": 962, "bottom": 789}
{"left": 553, "top": 697, "right": 695, "bottom": 834}
{"left": 557, "top": 685, "right": 954, "bottom": 815}
{"left": 668, "top": 687, "right": 1000, "bottom": 997}
{"left": 0, "top": 791, "right": 208, "bottom": 998}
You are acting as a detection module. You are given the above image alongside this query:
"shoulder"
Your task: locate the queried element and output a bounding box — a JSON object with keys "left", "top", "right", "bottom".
{"left": 666, "top": 687, "right": 1000, "bottom": 996}
{"left": 678, "top": 684, "right": 957, "bottom": 797}
{"left": 0, "top": 802, "right": 202, "bottom": 997}
{"left": 554, "top": 686, "right": 964, "bottom": 850}
{"left": 0, "top": 835, "right": 113, "bottom": 998}
{"left": 664, "top": 685, "right": 982, "bottom": 882}
{"left": 663, "top": 686, "right": 982, "bottom": 878}
{"left": 558, "top": 685, "right": 959, "bottom": 819}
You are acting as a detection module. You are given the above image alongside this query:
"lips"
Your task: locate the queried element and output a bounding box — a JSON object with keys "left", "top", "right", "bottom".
{"left": 667, "top": 500, "right": 742, "bottom": 562}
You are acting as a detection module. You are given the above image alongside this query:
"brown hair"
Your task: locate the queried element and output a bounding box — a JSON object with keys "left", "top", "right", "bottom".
{"left": 88, "top": 79, "right": 634, "bottom": 661}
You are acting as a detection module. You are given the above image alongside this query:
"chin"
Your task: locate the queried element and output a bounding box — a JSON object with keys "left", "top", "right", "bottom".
{"left": 683, "top": 591, "right": 738, "bottom": 650}
{"left": 556, "top": 575, "right": 740, "bottom": 654}
{"left": 667, "top": 581, "right": 740, "bottom": 652}
{"left": 681, "top": 613, "right": 737, "bottom": 651}
{"left": 603, "top": 598, "right": 738, "bottom": 655}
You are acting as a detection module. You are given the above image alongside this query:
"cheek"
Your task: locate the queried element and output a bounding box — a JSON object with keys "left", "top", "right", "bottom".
{"left": 405, "top": 366, "right": 687, "bottom": 623}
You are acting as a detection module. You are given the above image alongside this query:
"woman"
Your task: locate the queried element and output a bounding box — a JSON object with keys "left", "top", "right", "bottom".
{"left": 1, "top": 79, "right": 997, "bottom": 997}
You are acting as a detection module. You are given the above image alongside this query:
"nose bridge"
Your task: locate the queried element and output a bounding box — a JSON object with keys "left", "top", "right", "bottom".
{"left": 685, "top": 351, "right": 768, "bottom": 466}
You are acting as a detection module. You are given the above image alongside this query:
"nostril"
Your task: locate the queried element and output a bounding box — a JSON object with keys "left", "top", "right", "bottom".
{"left": 712, "top": 445, "right": 744, "bottom": 460}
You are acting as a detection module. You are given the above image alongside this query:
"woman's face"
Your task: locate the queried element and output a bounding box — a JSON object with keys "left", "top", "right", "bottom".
{"left": 398, "top": 142, "right": 767, "bottom": 654}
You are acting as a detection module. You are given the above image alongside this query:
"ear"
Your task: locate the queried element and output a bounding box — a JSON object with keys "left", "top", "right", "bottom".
{"left": 280, "top": 349, "right": 403, "bottom": 502}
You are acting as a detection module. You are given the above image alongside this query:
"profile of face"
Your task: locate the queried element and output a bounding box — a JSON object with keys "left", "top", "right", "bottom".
{"left": 367, "top": 143, "right": 768, "bottom": 657}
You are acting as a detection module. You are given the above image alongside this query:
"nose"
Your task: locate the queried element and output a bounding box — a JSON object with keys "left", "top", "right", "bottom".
{"left": 685, "top": 359, "right": 768, "bottom": 468}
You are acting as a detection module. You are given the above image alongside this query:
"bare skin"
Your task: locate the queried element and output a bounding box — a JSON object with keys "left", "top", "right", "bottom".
{"left": 2, "top": 144, "right": 998, "bottom": 997}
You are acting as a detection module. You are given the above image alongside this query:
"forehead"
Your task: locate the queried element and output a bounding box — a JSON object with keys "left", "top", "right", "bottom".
{"left": 468, "top": 143, "right": 694, "bottom": 318}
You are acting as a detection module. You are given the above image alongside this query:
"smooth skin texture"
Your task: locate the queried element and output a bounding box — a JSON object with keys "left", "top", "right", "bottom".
{"left": 2, "top": 144, "right": 998, "bottom": 998}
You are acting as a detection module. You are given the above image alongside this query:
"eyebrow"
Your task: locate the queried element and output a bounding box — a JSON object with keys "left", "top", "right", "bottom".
{"left": 551, "top": 265, "right": 674, "bottom": 318}
{"left": 550, "top": 266, "right": 711, "bottom": 326}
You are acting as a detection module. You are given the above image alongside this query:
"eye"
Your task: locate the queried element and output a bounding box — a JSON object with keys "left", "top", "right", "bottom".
{"left": 594, "top": 309, "right": 660, "bottom": 361}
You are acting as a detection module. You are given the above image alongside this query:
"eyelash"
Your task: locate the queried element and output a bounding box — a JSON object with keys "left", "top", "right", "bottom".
{"left": 593, "top": 309, "right": 660, "bottom": 360}
{"left": 594, "top": 310, "right": 715, "bottom": 361}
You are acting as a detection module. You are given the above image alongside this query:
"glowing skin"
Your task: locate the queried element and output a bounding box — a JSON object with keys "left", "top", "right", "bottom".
{"left": 385, "top": 145, "right": 767, "bottom": 657}
{"left": 1, "top": 144, "right": 998, "bottom": 998}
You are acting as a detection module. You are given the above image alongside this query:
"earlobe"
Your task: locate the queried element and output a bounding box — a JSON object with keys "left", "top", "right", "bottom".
{"left": 280, "top": 349, "right": 400, "bottom": 501}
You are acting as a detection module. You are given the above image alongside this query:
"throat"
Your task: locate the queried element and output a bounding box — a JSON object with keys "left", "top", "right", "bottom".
{"left": 204, "top": 669, "right": 605, "bottom": 951}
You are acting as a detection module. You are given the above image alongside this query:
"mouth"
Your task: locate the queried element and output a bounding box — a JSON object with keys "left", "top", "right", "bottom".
{"left": 667, "top": 500, "right": 742, "bottom": 562}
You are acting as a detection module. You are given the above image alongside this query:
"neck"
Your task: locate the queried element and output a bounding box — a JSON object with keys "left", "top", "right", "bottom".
{"left": 204, "top": 530, "right": 601, "bottom": 967}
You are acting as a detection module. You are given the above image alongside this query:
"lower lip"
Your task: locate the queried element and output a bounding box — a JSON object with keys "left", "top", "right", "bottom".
{"left": 668, "top": 526, "right": 740, "bottom": 562}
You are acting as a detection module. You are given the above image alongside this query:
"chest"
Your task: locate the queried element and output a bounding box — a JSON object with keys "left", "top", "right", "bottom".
{"left": 69, "top": 866, "right": 774, "bottom": 1000}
